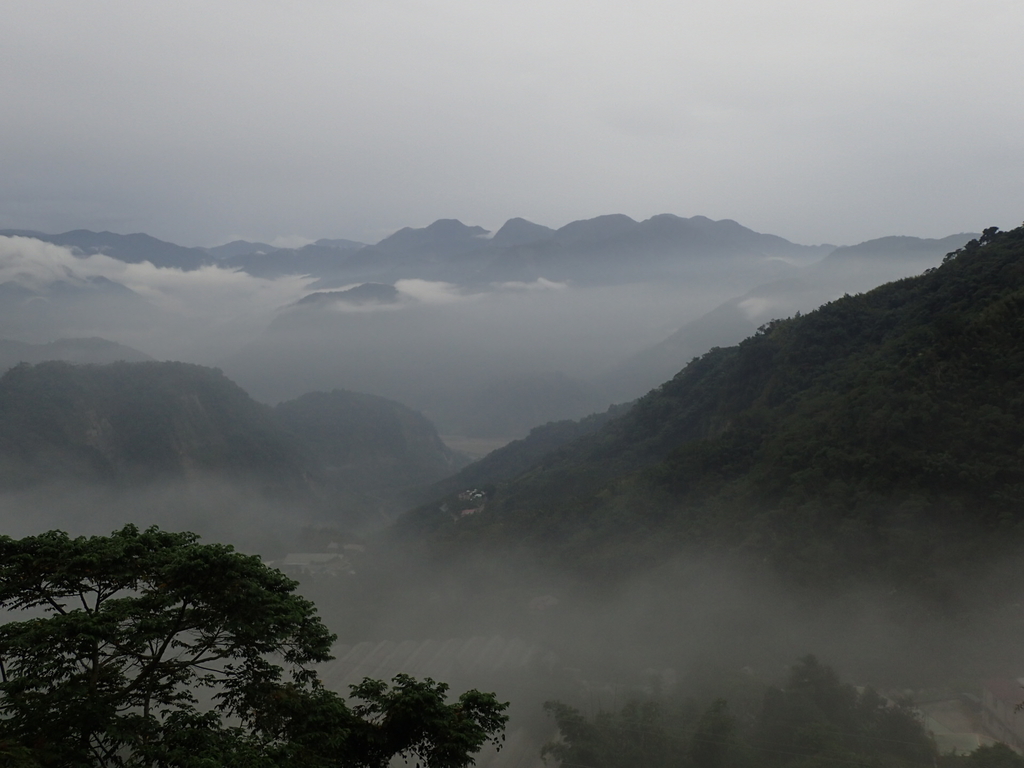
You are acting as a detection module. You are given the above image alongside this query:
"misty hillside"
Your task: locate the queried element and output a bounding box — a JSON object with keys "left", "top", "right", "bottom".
{"left": 0, "top": 337, "right": 152, "bottom": 373}
{"left": 601, "top": 232, "right": 978, "bottom": 400}
{"left": 420, "top": 402, "right": 632, "bottom": 501}
{"left": 0, "top": 361, "right": 311, "bottom": 494}
{"left": 0, "top": 361, "right": 465, "bottom": 531}
{"left": 0, "top": 229, "right": 213, "bottom": 271}
{"left": 275, "top": 388, "right": 465, "bottom": 499}
{"left": 401, "top": 225, "right": 1024, "bottom": 593}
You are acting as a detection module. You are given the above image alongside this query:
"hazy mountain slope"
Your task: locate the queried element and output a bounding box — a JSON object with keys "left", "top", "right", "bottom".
{"left": 0, "top": 361, "right": 465, "bottom": 532}
{"left": 0, "top": 361, "right": 310, "bottom": 494}
{"left": 490, "top": 217, "right": 556, "bottom": 247}
{"left": 0, "top": 229, "right": 213, "bottom": 270}
{"left": 421, "top": 402, "right": 632, "bottom": 500}
{"left": 225, "top": 243, "right": 359, "bottom": 279}
{"left": 315, "top": 238, "right": 367, "bottom": 250}
{"left": 0, "top": 271, "right": 157, "bottom": 348}
{"left": 225, "top": 213, "right": 829, "bottom": 288}
{"left": 274, "top": 389, "right": 465, "bottom": 498}
{"left": 205, "top": 240, "right": 279, "bottom": 259}
{"left": 0, "top": 337, "right": 152, "bottom": 373}
{"left": 600, "top": 232, "right": 979, "bottom": 401}
{"left": 822, "top": 233, "right": 975, "bottom": 262}
{"left": 477, "top": 213, "right": 830, "bottom": 285}
{"left": 296, "top": 283, "right": 399, "bottom": 306}
{"left": 401, "top": 225, "right": 1024, "bottom": 590}
{"left": 374, "top": 218, "right": 489, "bottom": 256}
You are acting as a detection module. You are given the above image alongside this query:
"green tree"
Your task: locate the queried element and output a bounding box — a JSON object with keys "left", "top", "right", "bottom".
{"left": 0, "top": 525, "right": 507, "bottom": 767}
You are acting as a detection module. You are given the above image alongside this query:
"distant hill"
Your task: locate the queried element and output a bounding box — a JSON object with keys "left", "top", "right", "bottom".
{"left": 490, "top": 218, "right": 556, "bottom": 247}
{"left": 0, "top": 337, "right": 152, "bottom": 374}
{"left": 314, "top": 238, "right": 367, "bottom": 250}
{"left": 0, "top": 230, "right": 213, "bottom": 271}
{"left": 0, "top": 361, "right": 462, "bottom": 530}
{"left": 0, "top": 257, "right": 155, "bottom": 347}
{"left": 204, "top": 240, "right": 279, "bottom": 259}
{"left": 420, "top": 402, "right": 632, "bottom": 502}
{"left": 373, "top": 219, "right": 490, "bottom": 257}
{"left": 0, "top": 361, "right": 309, "bottom": 494}
{"left": 474, "top": 213, "right": 832, "bottom": 285}
{"left": 399, "top": 225, "right": 1024, "bottom": 594}
{"left": 223, "top": 243, "right": 359, "bottom": 279}
{"left": 822, "top": 233, "right": 975, "bottom": 262}
{"left": 296, "top": 283, "right": 399, "bottom": 307}
{"left": 275, "top": 389, "right": 464, "bottom": 502}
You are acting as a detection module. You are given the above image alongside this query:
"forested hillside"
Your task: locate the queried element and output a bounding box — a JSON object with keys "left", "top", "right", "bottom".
{"left": 0, "top": 363, "right": 461, "bottom": 529}
{"left": 0, "top": 361, "right": 310, "bottom": 495}
{"left": 401, "top": 225, "right": 1024, "bottom": 593}
{"left": 275, "top": 389, "right": 465, "bottom": 519}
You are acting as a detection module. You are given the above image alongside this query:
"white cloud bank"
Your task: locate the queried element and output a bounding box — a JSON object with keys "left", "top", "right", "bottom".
{"left": 0, "top": 236, "right": 315, "bottom": 360}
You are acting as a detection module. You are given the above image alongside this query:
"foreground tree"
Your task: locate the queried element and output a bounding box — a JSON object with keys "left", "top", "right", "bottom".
{"left": 0, "top": 525, "right": 507, "bottom": 767}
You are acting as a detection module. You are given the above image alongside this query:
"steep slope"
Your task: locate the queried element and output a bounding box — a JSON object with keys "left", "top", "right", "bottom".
{"left": 400, "top": 225, "right": 1024, "bottom": 589}
{"left": 420, "top": 402, "right": 632, "bottom": 501}
{"left": 600, "top": 232, "right": 978, "bottom": 401}
{"left": 490, "top": 218, "right": 556, "bottom": 247}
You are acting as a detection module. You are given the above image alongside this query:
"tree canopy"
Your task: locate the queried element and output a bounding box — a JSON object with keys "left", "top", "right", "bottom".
{"left": 0, "top": 525, "right": 507, "bottom": 767}
{"left": 542, "top": 655, "right": 936, "bottom": 768}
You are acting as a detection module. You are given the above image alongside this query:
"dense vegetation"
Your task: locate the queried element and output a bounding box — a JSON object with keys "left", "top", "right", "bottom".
{"left": 418, "top": 402, "right": 631, "bottom": 502}
{"left": 543, "top": 656, "right": 941, "bottom": 768}
{"left": 402, "top": 225, "right": 1024, "bottom": 594}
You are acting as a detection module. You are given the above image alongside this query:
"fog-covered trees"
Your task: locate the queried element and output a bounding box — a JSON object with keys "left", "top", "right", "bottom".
{"left": 543, "top": 656, "right": 936, "bottom": 768}
{"left": 0, "top": 525, "right": 507, "bottom": 767}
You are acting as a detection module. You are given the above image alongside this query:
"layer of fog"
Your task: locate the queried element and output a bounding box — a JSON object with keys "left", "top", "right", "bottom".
{"left": 0, "top": 477, "right": 311, "bottom": 558}
{"left": 4, "top": 477, "right": 1021, "bottom": 761}
{"left": 292, "top": 537, "right": 1024, "bottom": 766}
{"left": 16, "top": 472, "right": 1012, "bottom": 697}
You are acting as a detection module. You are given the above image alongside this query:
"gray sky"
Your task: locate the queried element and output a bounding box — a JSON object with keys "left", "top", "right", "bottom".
{"left": 2, "top": 0, "right": 1021, "bottom": 247}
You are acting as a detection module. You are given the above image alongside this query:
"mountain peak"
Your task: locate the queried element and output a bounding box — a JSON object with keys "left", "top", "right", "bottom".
{"left": 491, "top": 218, "right": 556, "bottom": 247}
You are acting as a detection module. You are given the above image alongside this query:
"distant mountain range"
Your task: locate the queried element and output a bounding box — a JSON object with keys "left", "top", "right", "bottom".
{"left": 0, "top": 229, "right": 213, "bottom": 270}
{"left": 4, "top": 213, "right": 833, "bottom": 287}
{"left": 0, "top": 216, "right": 970, "bottom": 293}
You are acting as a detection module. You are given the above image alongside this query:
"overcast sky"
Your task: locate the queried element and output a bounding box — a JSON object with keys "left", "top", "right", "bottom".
{"left": 2, "top": 0, "right": 1021, "bottom": 248}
